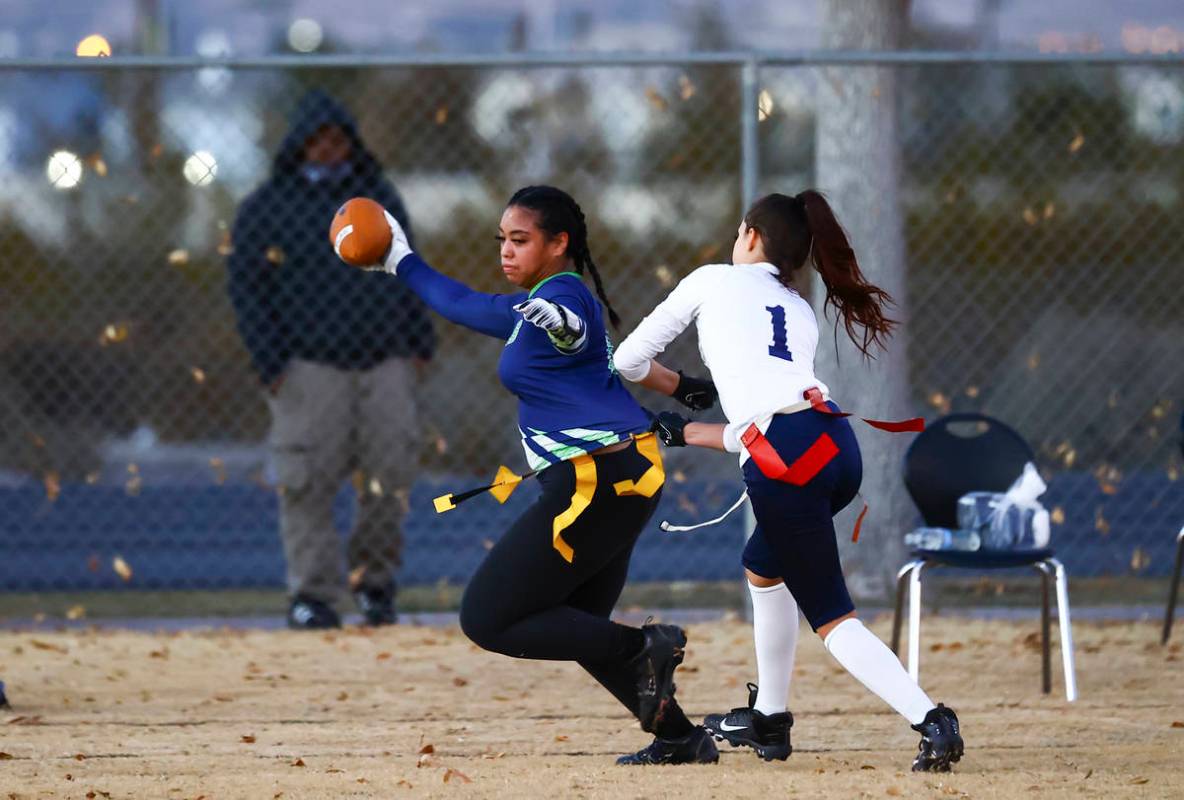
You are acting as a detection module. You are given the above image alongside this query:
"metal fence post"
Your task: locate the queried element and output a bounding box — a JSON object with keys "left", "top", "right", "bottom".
{"left": 740, "top": 56, "right": 760, "bottom": 622}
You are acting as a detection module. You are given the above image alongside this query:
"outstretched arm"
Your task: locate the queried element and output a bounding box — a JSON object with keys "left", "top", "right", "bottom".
{"left": 358, "top": 210, "right": 519, "bottom": 340}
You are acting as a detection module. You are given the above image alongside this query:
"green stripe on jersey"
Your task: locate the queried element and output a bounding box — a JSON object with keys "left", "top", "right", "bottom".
{"left": 528, "top": 271, "right": 582, "bottom": 298}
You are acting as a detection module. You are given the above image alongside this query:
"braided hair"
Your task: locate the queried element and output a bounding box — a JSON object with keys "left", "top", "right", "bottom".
{"left": 507, "top": 185, "right": 622, "bottom": 329}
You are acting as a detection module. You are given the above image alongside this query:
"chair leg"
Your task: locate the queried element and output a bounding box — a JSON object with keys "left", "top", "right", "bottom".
{"left": 1163, "top": 527, "right": 1184, "bottom": 646}
{"left": 908, "top": 560, "right": 926, "bottom": 682}
{"left": 1036, "top": 563, "right": 1052, "bottom": 695}
{"left": 1047, "top": 558, "right": 1078, "bottom": 702}
{"left": 892, "top": 560, "right": 923, "bottom": 656}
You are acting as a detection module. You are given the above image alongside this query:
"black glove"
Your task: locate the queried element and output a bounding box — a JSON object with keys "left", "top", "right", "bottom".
{"left": 674, "top": 371, "right": 717, "bottom": 411}
{"left": 652, "top": 411, "right": 690, "bottom": 447}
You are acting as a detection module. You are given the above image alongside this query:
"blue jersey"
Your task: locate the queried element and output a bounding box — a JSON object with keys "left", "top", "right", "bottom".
{"left": 398, "top": 255, "right": 651, "bottom": 470}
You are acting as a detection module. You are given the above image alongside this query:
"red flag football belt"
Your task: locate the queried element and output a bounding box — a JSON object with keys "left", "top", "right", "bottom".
{"left": 740, "top": 388, "right": 924, "bottom": 542}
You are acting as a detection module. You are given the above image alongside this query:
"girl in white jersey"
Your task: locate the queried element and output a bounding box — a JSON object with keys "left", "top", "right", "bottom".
{"left": 613, "top": 191, "right": 963, "bottom": 772}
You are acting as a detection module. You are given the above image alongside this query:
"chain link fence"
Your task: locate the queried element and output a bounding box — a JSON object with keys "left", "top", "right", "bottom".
{"left": 1, "top": 55, "right": 1181, "bottom": 611}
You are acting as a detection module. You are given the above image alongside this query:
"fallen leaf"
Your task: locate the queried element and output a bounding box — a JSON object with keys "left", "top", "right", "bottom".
{"left": 1130, "top": 777, "right": 1149, "bottom": 784}
{"left": 241, "top": 734, "right": 256, "bottom": 743}
{"left": 376, "top": 652, "right": 392, "bottom": 661}
{"left": 348, "top": 566, "right": 366, "bottom": 590}
{"left": 44, "top": 472, "right": 61, "bottom": 503}
{"left": 443, "top": 768, "right": 471, "bottom": 784}
{"left": 30, "top": 639, "right": 68, "bottom": 654}
{"left": 418, "top": 744, "right": 435, "bottom": 755}
{"left": 1171, "top": 721, "right": 1184, "bottom": 728}
{"left": 861, "top": 764, "right": 876, "bottom": 769}
{"left": 397, "top": 780, "right": 412, "bottom": 788}
{"left": 326, "top": 768, "right": 344, "bottom": 773}
{"left": 336, "top": 691, "right": 348, "bottom": 701}
{"left": 0, "top": 753, "right": 13, "bottom": 760}
{"left": 291, "top": 758, "right": 305, "bottom": 767}
{"left": 416, "top": 753, "right": 434, "bottom": 768}
{"left": 645, "top": 87, "right": 668, "bottom": 111}
{"left": 886, "top": 789, "right": 902, "bottom": 797}
{"left": 555, "top": 734, "right": 569, "bottom": 742}
{"left": 112, "top": 556, "right": 133, "bottom": 582}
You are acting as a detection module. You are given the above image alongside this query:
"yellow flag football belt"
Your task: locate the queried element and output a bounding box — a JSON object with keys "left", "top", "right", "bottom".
{"left": 433, "top": 432, "right": 665, "bottom": 563}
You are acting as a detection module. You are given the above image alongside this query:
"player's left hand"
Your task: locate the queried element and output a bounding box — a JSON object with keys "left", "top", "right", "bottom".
{"left": 674, "top": 371, "right": 717, "bottom": 411}
{"left": 513, "top": 298, "right": 587, "bottom": 352}
{"left": 653, "top": 411, "right": 689, "bottom": 447}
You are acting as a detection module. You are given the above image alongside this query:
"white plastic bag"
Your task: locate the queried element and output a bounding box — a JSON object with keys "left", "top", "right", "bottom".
{"left": 990, "top": 462, "right": 1051, "bottom": 548}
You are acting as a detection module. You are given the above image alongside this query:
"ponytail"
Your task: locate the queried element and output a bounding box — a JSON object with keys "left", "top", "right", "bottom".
{"left": 744, "top": 191, "right": 896, "bottom": 359}
{"left": 507, "top": 185, "right": 621, "bottom": 329}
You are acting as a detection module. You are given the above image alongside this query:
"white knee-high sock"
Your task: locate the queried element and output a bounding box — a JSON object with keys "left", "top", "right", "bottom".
{"left": 823, "top": 617, "right": 935, "bottom": 725}
{"left": 748, "top": 581, "right": 799, "bottom": 716}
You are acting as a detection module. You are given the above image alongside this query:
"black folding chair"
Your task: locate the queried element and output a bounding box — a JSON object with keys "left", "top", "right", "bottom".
{"left": 890, "top": 413, "right": 1078, "bottom": 701}
{"left": 1164, "top": 525, "right": 1184, "bottom": 645}
{"left": 1164, "top": 419, "right": 1184, "bottom": 645}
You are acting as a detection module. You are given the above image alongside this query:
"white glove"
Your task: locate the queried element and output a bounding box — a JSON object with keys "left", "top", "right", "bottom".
{"left": 363, "top": 209, "right": 414, "bottom": 275}
{"left": 512, "top": 297, "right": 587, "bottom": 353}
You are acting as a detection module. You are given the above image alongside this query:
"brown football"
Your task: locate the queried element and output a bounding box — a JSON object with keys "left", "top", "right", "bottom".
{"left": 329, "top": 197, "right": 392, "bottom": 266}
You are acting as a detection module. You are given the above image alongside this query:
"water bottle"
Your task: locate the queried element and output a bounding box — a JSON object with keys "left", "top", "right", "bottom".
{"left": 957, "top": 492, "right": 1001, "bottom": 532}
{"left": 904, "top": 527, "right": 981, "bottom": 551}
{"left": 958, "top": 492, "right": 1025, "bottom": 550}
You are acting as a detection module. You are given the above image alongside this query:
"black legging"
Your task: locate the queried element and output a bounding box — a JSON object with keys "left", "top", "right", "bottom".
{"left": 460, "top": 440, "right": 690, "bottom": 730}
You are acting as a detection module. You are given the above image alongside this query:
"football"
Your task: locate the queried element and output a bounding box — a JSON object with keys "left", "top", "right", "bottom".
{"left": 329, "top": 197, "right": 392, "bottom": 267}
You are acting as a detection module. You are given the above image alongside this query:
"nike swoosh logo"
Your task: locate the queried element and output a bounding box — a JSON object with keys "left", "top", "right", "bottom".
{"left": 719, "top": 721, "right": 748, "bottom": 732}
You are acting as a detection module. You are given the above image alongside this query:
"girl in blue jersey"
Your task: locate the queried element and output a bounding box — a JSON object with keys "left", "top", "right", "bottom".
{"left": 614, "top": 191, "right": 963, "bottom": 773}
{"left": 360, "top": 186, "right": 719, "bottom": 766}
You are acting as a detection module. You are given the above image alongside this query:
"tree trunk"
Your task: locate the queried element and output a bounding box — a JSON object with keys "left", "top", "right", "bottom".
{"left": 814, "top": 0, "right": 913, "bottom": 600}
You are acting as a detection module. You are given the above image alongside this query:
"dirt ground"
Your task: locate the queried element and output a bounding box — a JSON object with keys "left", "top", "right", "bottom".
{"left": 0, "top": 615, "right": 1180, "bottom": 799}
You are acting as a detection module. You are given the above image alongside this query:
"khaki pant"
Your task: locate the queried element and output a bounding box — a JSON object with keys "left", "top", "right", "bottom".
{"left": 267, "top": 358, "right": 419, "bottom": 606}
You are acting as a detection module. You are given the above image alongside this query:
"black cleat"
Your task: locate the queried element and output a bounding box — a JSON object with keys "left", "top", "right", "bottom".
{"left": 631, "top": 622, "right": 688, "bottom": 733}
{"left": 287, "top": 594, "right": 341, "bottom": 630}
{"left": 353, "top": 582, "right": 397, "bottom": 626}
{"left": 703, "top": 682, "right": 793, "bottom": 761}
{"left": 616, "top": 726, "right": 720, "bottom": 766}
{"left": 911, "top": 703, "right": 963, "bottom": 772}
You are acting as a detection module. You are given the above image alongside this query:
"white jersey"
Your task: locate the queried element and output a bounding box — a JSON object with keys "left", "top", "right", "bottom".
{"left": 613, "top": 262, "right": 829, "bottom": 457}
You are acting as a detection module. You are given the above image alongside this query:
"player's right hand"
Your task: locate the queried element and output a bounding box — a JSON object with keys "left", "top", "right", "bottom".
{"left": 653, "top": 411, "right": 689, "bottom": 447}
{"left": 674, "top": 371, "right": 717, "bottom": 411}
{"left": 365, "top": 209, "right": 414, "bottom": 275}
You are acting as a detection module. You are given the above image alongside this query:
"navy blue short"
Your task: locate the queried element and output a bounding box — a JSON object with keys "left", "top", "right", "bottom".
{"left": 741, "top": 404, "right": 863, "bottom": 631}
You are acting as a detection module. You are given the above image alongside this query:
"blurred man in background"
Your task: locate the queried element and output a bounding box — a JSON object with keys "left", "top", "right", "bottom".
{"left": 227, "top": 90, "right": 435, "bottom": 630}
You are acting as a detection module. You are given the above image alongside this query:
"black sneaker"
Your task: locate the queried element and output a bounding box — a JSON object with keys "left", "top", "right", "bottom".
{"left": 703, "top": 682, "right": 793, "bottom": 761}
{"left": 353, "top": 582, "right": 397, "bottom": 626}
{"left": 911, "top": 703, "right": 963, "bottom": 772}
{"left": 631, "top": 622, "right": 688, "bottom": 733}
{"left": 616, "top": 726, "right": 720, "bottom": 766}
{"left": 286, "top": 594, "right": 341, "bottom": 630}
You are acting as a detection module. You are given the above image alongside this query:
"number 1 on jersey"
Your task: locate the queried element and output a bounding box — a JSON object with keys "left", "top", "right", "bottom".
{"left": 765, "top": 306, "right": 794, "bottom": 362}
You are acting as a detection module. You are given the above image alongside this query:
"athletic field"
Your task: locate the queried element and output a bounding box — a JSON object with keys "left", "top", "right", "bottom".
{"left": 1, "top": 615, "right": 1179, "bottom": 798}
